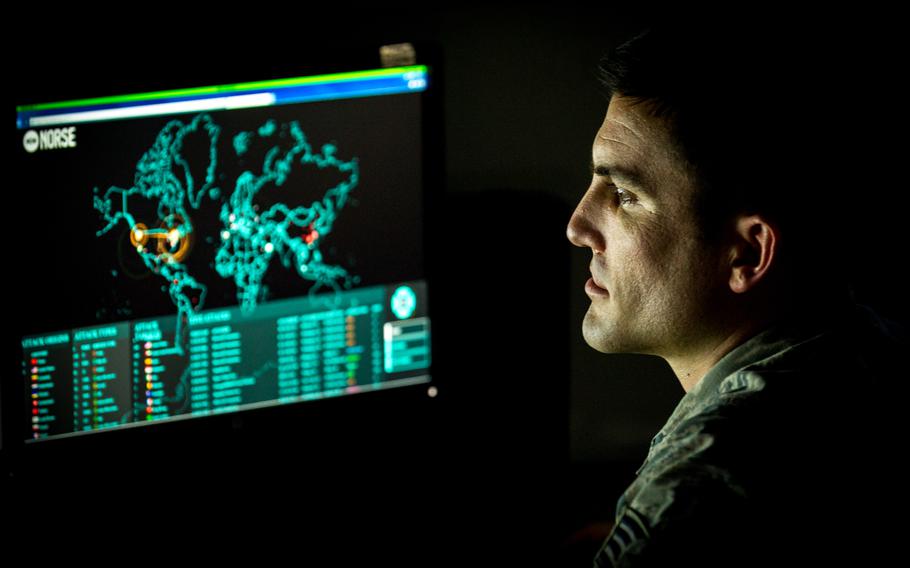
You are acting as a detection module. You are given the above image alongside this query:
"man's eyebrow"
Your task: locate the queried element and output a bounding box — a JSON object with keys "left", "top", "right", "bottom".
{"left": 589, "top": 160, "right": 648, "bottom": 190}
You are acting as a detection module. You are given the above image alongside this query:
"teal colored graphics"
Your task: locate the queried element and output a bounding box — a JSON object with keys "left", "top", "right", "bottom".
{"left": 94, "top": 113, "right": 360, "bottom": 356}
{"left": 216, "top": 119, "right": 360, "bottom": 312}
{"left": 94, "top": 114, "right": 220, "bottom": 355}
{"left": 391, "top": 285, "right": 417, "bottom": 319}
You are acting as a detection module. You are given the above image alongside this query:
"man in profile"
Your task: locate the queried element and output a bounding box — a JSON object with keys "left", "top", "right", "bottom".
{"left": 566, "top": 25, "right": 906, "bottom": 566}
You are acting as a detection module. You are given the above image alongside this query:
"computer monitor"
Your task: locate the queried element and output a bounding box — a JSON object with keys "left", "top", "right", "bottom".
{"left": 11, "top": 48, "right": 436, "bottom": 446}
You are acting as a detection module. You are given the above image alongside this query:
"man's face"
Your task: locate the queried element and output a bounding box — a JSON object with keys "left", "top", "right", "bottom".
{"left": 566, "top": 96, "right": 727, "bottom": 359}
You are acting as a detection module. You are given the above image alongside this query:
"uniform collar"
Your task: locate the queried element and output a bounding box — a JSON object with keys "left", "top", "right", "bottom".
{"left": 691, "top": 295, "right": 858, "bottom": 399}
{"left": 647, "top": 296, "right": 857, "bottom": 456}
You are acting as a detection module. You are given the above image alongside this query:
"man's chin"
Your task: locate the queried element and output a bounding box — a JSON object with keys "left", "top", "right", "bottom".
{"left": 582, "top": 313, "right": 616, "bottom": 353}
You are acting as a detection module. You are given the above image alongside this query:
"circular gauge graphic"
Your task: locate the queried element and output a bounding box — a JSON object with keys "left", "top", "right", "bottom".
{"left": 390, "top": 285, "right": 417, "bottom": 319}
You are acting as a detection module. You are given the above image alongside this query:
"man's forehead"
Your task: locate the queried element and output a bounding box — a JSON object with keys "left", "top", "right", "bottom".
{"left": 594, "top": 114, "right": 642, "bottom": 160}
{"left": 592, "top": 96, "right": 677, "bottom": 171}
{"left": 592, "top": 96, "right": 693, "bottom": 198}
{"left": 595, "top": 97, "right": 675, "bottom": 161}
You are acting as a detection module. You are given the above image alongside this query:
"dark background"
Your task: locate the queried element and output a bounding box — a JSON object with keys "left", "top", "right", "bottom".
{"left": 5, "top": 9, "right": 907, "bottom": 565}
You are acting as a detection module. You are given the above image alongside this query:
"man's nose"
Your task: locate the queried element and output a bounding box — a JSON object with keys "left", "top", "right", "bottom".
{"left": 566, "top": 196, "right": 604, "bottom": 253}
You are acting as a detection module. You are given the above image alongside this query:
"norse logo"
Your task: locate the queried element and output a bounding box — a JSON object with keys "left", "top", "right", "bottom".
{"left": 23, "top": 130, "right": 39, "bottom": 153}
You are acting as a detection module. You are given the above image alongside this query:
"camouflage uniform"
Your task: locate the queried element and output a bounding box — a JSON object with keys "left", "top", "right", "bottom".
{"left": 594, "top": 299, "right": 907, "bottom": 566}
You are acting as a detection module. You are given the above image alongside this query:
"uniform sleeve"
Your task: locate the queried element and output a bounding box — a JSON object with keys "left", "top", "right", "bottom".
{"left": 593, "top": 414, "right": 768, "bottom": 567}
{"left": 593, "top": 462, "right": 759, "bottom": 567}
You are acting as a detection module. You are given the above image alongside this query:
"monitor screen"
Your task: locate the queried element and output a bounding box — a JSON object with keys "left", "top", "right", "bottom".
{"left": 14, "top": 62, "right": 434, "bottom": 443}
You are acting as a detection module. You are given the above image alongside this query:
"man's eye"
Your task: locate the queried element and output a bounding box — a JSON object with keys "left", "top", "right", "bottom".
{"left": 613, "top": 185, "right": 637, "bottom": 206}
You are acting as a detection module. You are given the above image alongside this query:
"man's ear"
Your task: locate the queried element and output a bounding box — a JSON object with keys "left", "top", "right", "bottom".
{"left": 728, "top": 214, "right": 778, "bottom": 294}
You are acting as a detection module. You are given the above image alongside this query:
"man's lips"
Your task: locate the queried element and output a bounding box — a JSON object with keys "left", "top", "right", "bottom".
{"left": 586, "top": 269, "right": 609, "bottom": 296}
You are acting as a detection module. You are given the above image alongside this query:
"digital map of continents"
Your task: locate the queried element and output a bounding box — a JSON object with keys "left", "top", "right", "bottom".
{"left": 93, "top": 113, "right": 360, "bottom": 354}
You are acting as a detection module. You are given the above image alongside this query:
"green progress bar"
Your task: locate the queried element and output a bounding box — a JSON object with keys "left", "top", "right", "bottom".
{"left": 16, "top": 65, "right": 429, "bottom": 112}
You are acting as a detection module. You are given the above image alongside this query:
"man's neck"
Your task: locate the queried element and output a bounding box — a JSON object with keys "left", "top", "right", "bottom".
{"left": 666, "top": 288, "right": 857, "bottom": 393}
{"left": 665, "top": 325, "right": 764, "bottom": 393}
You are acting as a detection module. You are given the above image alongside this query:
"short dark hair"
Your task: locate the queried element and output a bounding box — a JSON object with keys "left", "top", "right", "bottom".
{"left": 598, "top": 24, "right": 850, "bottom": 299}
